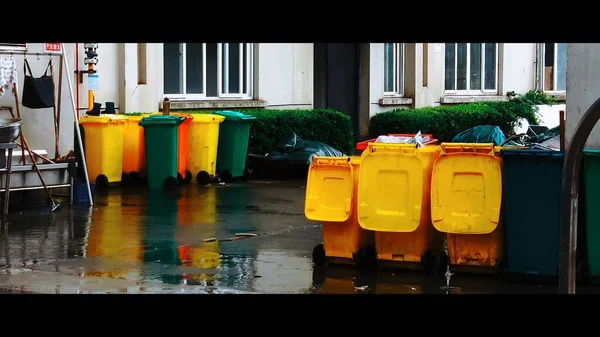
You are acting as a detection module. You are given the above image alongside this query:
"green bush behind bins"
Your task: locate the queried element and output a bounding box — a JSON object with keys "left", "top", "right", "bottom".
{"left": 368, "top": 91, "right": 556, "bottom": 141}
{"left": 173, "top": 108, "right": 355, "bottom": 155}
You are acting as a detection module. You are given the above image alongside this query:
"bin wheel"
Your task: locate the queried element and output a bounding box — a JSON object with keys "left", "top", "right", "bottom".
{"left": 129, "top": 171, "right": 143, "bottom": 185}
{"left": 312, "top": 243, "right": 326, "bottom": 267}
{"left": 184, "top": 170, "right": 193, "bottom": 184}
{"left": 220, "top": 170, "right": 233, "bottom": 183}
{"left": 177, "top": 172, "right": 185, "bottom": 184}
{"left": 164, "top": 176, "right": 179, "bottom": 191}
{"left": 96, "top": 174, "right": 109, "bottom": 190}
{"left": 577, "top": 260, "right": 591, "bottom": 286}
{"left": 355, "top": 246, "right": 377, "bottom": 271}
{"left": 435, "top": 250, "right": 449, "bottom": 275}
{"left": 421, "top": 249, "right": 436, "bottom": 274}
{"left": 121, "top": 173, "right": 130, "bottom": 186}
{"left": 495, "top": 256, "right": 508, "bottom": 282}
{"left": 242, "top": 168, "right": 252, "bottom": 181}
{"left": 197, "top": 171, "right": 211, "bottom": 185}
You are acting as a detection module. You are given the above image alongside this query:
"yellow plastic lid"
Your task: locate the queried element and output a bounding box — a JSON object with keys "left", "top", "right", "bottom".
{"left": 191, "top": 113, "right": 225, "bottom": 124}
{"left": 79, "top": 115, "right": 125, "bottom": 125}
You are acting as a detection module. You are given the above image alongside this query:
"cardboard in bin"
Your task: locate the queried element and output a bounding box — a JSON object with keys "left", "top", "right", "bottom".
{"left": 355, "top": 133, "right": 438, "bottom": 151}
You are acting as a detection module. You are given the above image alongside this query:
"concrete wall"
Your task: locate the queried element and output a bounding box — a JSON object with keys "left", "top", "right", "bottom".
{"left": 565, "top": 43, "right": 600, "bottom": 149}
{"left": 501, "top": 43, "right": 536, "bottom": 95}
{"left": 0, "top": 43, "right": 77, "bottom": 157}
{"left": 114, "top": 43, "right": 314, "bottom": 112}
{"left": 257, "top": 44, "right": 313, "bottom": 109}
{"left": 120, "top": 43, "right": 163, "bottom": 113}
{"left": 368, "top": 43, "right": 541, "bottom": 117}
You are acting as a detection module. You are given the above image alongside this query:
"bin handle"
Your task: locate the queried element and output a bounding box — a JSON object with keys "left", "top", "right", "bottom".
{"left": 313, "top": 157, "right": 352, "bottom": 166}
{"left": 367, "top": 143, "right": 418, "bottom": 155}
{"left": 440, "top": 142, "right": 495, "bottom": 155}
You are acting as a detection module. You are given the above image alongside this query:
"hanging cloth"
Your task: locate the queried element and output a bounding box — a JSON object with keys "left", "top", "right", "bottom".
{"left": 22, "top": 58, "right": 55, "bottom": 109}
{"left": 0, "top": 56, "right": 18, "bottom": 98}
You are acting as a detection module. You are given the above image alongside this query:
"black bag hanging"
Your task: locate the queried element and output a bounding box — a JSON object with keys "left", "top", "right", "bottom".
{"left": 21, "top": 58, "right": 55, "bottom": 109}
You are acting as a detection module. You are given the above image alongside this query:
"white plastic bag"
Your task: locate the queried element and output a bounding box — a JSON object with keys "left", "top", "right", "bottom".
{"left": 375, "top": 131, "right": 425, "bottom": 147}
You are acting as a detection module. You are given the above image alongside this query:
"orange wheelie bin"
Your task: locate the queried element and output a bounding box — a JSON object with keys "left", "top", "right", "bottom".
{"left": 171, "top": 113, "right": 194, "bottom": 184}
{"left": 357, "top": 143, "right": 444, "bottom": 272}
{"left": 121, "top": 113, "right": 152, "bottom": 184}
{"left": 430, "top": 143, "right": 505, "bottom": 276}
{"left": 305, "top": 156, "right": 375, "bottom": 268}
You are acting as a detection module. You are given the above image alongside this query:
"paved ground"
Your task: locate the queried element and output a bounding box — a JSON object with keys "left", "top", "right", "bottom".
{"left": 0, "top": 179, "right": 598, "bottom": 294}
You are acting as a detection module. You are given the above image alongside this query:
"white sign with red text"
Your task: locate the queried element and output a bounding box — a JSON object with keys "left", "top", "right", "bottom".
{"left": 44, "top": 43, "right": 62, "bottom": 53}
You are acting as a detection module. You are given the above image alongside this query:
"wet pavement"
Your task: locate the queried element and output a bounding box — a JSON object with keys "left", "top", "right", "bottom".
{"left": 0, "top": 179, "right": 599, "bottom": 294}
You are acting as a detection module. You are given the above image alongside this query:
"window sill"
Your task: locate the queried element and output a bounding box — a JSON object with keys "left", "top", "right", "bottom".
{"left": 378, "top": 97, "right": 413, "bottom": 106}
{"left": 159, "top": 99, "right": 269, "bottom": 110}
{"left": 440, "top": 95, "right": 508, "bottom": 104}
{"left": 544, "top": 92, "right": 566, "bottom": 102}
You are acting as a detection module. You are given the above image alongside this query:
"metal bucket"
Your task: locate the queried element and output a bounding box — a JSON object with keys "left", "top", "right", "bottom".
{"left": 0, "top": 118, "right": 22, "bottom": 143}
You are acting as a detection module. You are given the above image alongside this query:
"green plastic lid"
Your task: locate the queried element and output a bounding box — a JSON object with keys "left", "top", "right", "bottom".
{"left": 139, "top": 115, "right": 185, "bottom": 126}
{"left": 584, "top": 149, "right": 600, "bottom": 156}
{"left": 214, "top": 110, "right": 257, "bottom": 122}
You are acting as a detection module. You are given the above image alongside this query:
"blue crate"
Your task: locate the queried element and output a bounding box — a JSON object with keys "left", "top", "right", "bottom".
{"left": 73, "top": 181, "right": 95, "bottom": 204}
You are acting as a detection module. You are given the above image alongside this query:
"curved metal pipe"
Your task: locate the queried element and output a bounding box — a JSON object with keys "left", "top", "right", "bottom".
{"left": 559, "top": 96, "right": 600, "bottom": 294}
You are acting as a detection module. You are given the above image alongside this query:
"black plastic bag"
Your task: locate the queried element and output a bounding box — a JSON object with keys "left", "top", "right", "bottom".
{"left": 22, "top": 59, "right": 55, "bottom": 109}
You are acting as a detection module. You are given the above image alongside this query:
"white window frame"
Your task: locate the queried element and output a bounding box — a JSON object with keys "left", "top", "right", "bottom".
{"left": 443, "top": 43, "right": 499, "bottom": 96}
{"left": 163, "top": 43, "right": 254, "bottom": 100}
{"left": 537, "top": 43, "right": 566, "bottom": 94}
{"left": 0, "top": 43, "right": 27, "bottom": 52}
{"left": 383, "top": 43, "right": 405, "bottom": 97}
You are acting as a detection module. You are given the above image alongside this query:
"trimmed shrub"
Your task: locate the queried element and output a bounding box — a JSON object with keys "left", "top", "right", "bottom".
{"left": 368, "top": 99, "right": 544, "bottom": 142}
{"left": 174, "top": 108, "right": 354, "bottom": 155}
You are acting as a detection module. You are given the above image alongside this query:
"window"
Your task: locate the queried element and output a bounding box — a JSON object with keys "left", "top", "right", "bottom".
{"left": 384, "top": 43, "right": 405, "bottom": 96}
{"left": 0, "top": 43, "right": 26, "bottom": 51}
{"left": 163, "top": 43, "right": 253, "bottom": 99}
{"left": 444, "top": 43, "right": 498, "bottom": 94}
{"left": 539, "top": 43, "right": 566, "bottom": 92}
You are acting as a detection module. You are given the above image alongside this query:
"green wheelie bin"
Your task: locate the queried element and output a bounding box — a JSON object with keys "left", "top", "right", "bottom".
{"left": 139, "top": 115, "right": 185, "bottom": 190}
{"left": 214, "top": 110, "right": 257, "bottom": 182}
{"left": 500, "top": 148, "right": 564, "bottom": 280}
{"left": 584, "top": 149, "right": 600, "bottom": 283}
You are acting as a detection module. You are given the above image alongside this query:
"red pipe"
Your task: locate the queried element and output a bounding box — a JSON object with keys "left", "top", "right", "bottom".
{"left": 75, "top": 43, "right": 80, "bottom": 119}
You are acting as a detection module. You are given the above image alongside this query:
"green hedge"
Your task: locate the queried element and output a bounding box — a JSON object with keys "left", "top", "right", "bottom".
{"left": 175, "top": 108, "right": 354, "bottom": 155}
{"left": 368, "top": 98, "right": 546, "bottom": 142}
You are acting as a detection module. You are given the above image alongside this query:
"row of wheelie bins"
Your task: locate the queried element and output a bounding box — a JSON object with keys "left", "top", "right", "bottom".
{"left": 306, "top": 139, "right": 600, "bottom": 283}
{"left": 78, "top": 110, "right": 256, "bottom": 190}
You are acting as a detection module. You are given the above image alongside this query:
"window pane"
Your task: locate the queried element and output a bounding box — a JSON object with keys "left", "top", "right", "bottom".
{"left": 243, "top": 44, "right": 249, "bottom": 94}
{"left": 398, "top": 43, "right": 404, "bottom": 94}
{"left": 556, "top": 43, "right": 567, "bottom": 91}
{"left": 484, "top": 43, "right": 496, "bottom": 90}
{"left": 163, "top": 43, "right": 182, "bottom": 94}
{"left": 186, "top": 43, "right": 203, "bottom": 94}
{"left": 206, "top": 43, "right": 218, "bottom": 97}
{"left": 444, "top": 43, "right": 455, "bottom": 90}
{"left": 384, "top": 43, "right": 394, "bottom": 92}
{"left": 227, "top": 43, "right": 241, "bottom": 94}
{"left": 456, "top": 43, "right": 467, "bottom": 90}
{"left": 470, "top": 43, "right": 482, "bottom": 90}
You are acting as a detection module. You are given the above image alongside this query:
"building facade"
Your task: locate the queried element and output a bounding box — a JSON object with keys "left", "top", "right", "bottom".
{"left": 0, "top": 43, "right": 567, "bottom": 157}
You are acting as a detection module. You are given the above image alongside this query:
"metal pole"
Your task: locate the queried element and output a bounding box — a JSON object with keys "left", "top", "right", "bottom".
{"left": 559, "top": 96, "right": 600, "bottom": 294}
{"left": 162, "top": 97, "right": 170, "bottom": 115}
{"left": 60, "top": 43, "right": 93, "bottom": 206}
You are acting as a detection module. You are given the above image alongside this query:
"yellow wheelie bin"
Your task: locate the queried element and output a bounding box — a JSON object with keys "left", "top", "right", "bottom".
{"left": 78, "top": 114, "right": 126, "bottom": 188}
{"left": 186, "top": 114, "right": 225, "bottom": 184}
{"left": 357, "top": 143, "right": 444, "bottom": 272}
{"left": 305, "top": 156, "right": 375, "bottom": 268}
{"left": 430, "top": 143, "right": 505, "bottom": 276}
{"left": 120, "top": 113, "right": 154, "bottom": 184}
